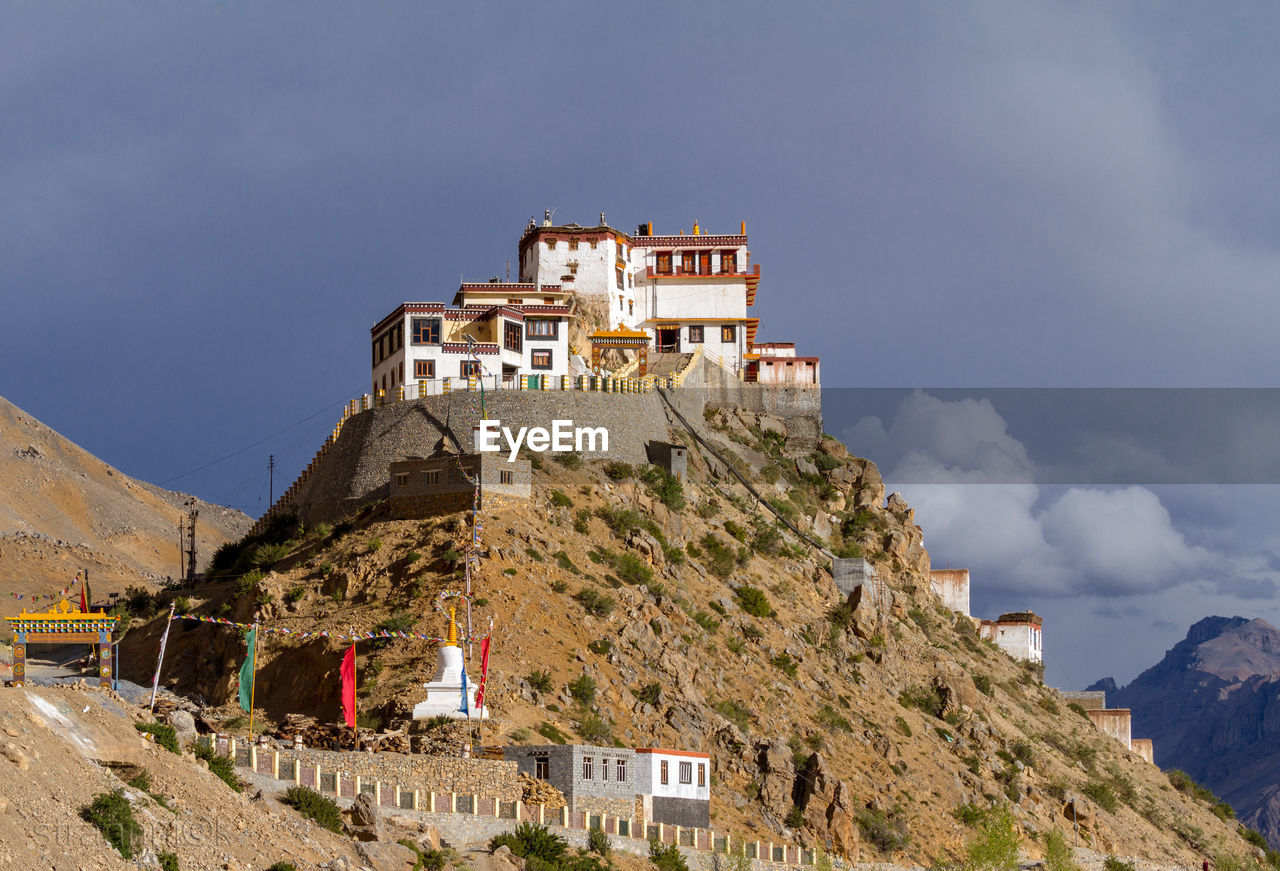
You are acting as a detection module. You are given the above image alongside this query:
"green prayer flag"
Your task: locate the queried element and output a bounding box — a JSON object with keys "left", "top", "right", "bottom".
{"left": 238, "top": 628, "right": 256, "bottom": 712}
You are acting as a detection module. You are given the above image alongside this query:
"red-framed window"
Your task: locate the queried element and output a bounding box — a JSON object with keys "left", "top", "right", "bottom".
{"left": 411, "top": 318, "right": 441, "bottom": 345}
{"left": 531, "top": 350, "right": 552, "bottom": 369}
{"left": 656, "top": 252, "right": 673, "bottom": 275}
{"left": 414, "top": 360, "right": 435, "bottom": 379}
{"left": 504, "top": 322, "right": 523, "bottom": 352}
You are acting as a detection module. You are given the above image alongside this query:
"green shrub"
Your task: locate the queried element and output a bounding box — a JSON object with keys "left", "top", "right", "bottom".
{"left": 80, "top": 789, "right": 143, "bottom": 858}
{"left": 953, "top": 803, "right": 986, "bottom": 826}
{"left": 527, "top": 669, "right": 553, "bottom": 693}
{"left": 785, "top": 804, "right": 805, "bottom": 828}
{"left": 569, "top": 674, "right": 597, "bottom": 705}
{"left": 537, "top": 722, "right": 568, "bottom": 744}
{"left": 577, "top": 713, "right": 613, "bottom": 744}
{"left": 587, "top": 824, "right": 611, "bottom": 856}
{"left": 650, "top": 838, "right": 690, "bottom": 871}
{"left": 640, "top": 466, "right": 684, "bottom": 510}
{"left": 692, "top": 611, "right": 720, "bottom": 633}
{"left": 554, "top": 452, "right": 583, "bottom": 469}
{"left": 603, "top": 462, "right": 633, "bottom": 480}
{"left": 191, "top": 742, "right": 243, "bottom": 792}
{"left": 574, "top": 509, "right": 592, "bottom": 534}
{"left": 550, "top": 489, "right": 574, "bottom": 508}
{"left": 635, "top": 682, "right": 661, "bottom": 705}
{"left": 285, "top": 586, "right": 305, "bottom": 604}
{"left": 1068, "top": 702, "right": 1089, "bottom": 718}
{"left": 368, "top": 538, "right": 383, "bottom": 553}
{"left": 856, "top": 807, "right": 910, "bottom": 852}
{"left": 554, "top": 551, "right": 579, "bottom": 574}
{"left": 771, "top": 652, "right": 798, "bottom": 678}
{"left": 126, "top": 769, "right": 170, "bottom": 810}
{"left": 135, "top": 722, "right": 180, "bottom": 754}
{"left": 253, "top": 542, "right": 290, "bottom": 567}
{"left": 587, "top": 639, "right": 612, "bottom": 657}
{"left": 370, "top": 612, "right": 415, "bottom": 649}
{"left": 699, "top": 533, "right": 737, "bottom": 577}
{"left": 266, "top": 864, "right": 298, "bottom": 871}
{"left": 898, "top": 684, "right": 946, "bottom": 719}
{"left": 550, "top": 579, "right": 567, "bottom": 593}
{"left": 816, "top": 705, "right": 852, "bottom": 732}
{"left": 573, "top": 588, "right": 614, "bottom": 617}
{"left": 714, "top": 699, "right": 752, "bottom": 730}
{"left": 974, "top": 674, "right": 993, "bottom": 696}
{"left": 894, "top": 716, "right": 912, "bottom": 737}
{"left": 234, "top": 569, "right": 264, "bottom": 599}
{"left": 1102, "top": 858, "right": 1135, "bottom": 871}
{"left": 1082, "top": 781, "right": 1118, "bottom": 814}
{"left": 964, "top": 805, "right": 1019, "bottom": 871}
{"left": 1043, "top": 830, "right": 1079, "bottom": 871}
{"left": 282, "top": 785, "right": 343, "bottom": 832}
{"left": 612, "top": 552, "right": 652, "bottom": 586}
{"left": 490, "top": 823, "right": 569, "bottom": 862}
{"left": 158, "top": 852, "right": 180, "bottom": 871}
{"left": 735, "top": 585, "right": 772, "bottom": 618}
{"left": 172, "top": 595, "right": 191, "bottom": 614}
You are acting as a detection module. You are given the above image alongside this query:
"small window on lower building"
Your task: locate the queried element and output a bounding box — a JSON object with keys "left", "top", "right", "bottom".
{"left": 601, "top": 759, "right": 610, "bottom": 782}
{"left": 461, "top": 361, "right": 481, "bottom": 377}
{"left": 660, "top": 760, "right": 668, "bottom": 785}
{"left": 424, "top": 471, "right": 440, "bottom": 486}
{"left": 698, "top": 763, "right": 705, "bottom": 787}
{"left": 679, "top": 761, "right": 692, "bottom": 784}
{"left": 721, "top": 325, "right": 736, "bottom": 343}
{"left": 414, "top": 360, "right": 435, "bottom": 379}
{"left": 689, "top": 325, "right": 704, "bottom": 344}
{"left": 500, "top": 470, "right": 514, "bottom": 485}
{"left": 531, "top": 350, "right": 552, "bottom": 369}
{"left": 582, "top": 756, "right": 593, "bottom": 780}
{"left": 535, "top": 756, "right": 549, "bottom": 780}
{"left": 617, "top": 758, "right": 627, "bottom": 782}
{"left": 393, "top": 473, "right": 409, "bottom": 487}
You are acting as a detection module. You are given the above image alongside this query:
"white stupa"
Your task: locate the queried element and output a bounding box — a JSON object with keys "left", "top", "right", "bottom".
{"left": 412, "top": 606, "right": 487, "bottom": 720}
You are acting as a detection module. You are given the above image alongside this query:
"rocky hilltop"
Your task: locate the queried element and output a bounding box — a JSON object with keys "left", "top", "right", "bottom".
{"left": 0, "top": 396, "right": 250, "bottom": 607}
{"left": 1094, "top": 617, "right": 1280, "bottom": 848}
{"left": 115, "top": 409, "right": 1264, "bottom": 868}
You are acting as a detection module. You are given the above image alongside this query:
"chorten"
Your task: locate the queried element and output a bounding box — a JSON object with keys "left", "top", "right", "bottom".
{"left": 411, "top": 606, "right": 487, "bottom": 720}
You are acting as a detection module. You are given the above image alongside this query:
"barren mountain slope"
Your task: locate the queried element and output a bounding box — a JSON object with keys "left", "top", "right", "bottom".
{"left": 0, "top": 396, "right": 250, "bottom": 606}
{"left": 119, "top": 416, "right": 1265, "bottom": 868}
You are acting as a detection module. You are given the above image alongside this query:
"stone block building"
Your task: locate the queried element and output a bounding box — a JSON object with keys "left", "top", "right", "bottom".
{"left": 389, "top": 453, "right": 530, "bottom": 519}
{"left": 646, "top": 441, "right": 688, "bottom": 482}
{"left": 502, "top": 744, "right": 710, "bottom": 828}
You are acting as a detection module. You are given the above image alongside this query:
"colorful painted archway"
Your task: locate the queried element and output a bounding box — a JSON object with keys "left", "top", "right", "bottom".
{"left": 589, "top": 327, "right": 650, "bottom": 375}
{"left": 6, "top": 600, "right": 117, "bottom": 688}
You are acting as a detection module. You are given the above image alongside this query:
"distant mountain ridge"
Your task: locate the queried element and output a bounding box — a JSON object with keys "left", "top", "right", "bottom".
{"left": 1092, "top": 616, "right": 1280, "bottom": 847}
{"left": 0, "top": 396, "right": 250, "bottom": 605}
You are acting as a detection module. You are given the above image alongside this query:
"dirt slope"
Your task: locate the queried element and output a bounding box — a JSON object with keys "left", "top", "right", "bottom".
{"left": 0, "top": 396, "right": 250, "bottom": 610}
{"left": 119, "top": 414, "right": 1266, "bottom": 869}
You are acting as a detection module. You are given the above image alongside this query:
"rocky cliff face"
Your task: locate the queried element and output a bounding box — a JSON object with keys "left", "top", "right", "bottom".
{"left": 1095, "top": 617, "right": 1280, "bottom": 847}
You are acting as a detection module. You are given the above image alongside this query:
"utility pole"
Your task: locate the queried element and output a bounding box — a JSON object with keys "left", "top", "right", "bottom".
{"left": 184, "top": 499, "right": 199, "bottom": 587}
{"left": 268, "top": 455, "right": 275, "bottom": 505}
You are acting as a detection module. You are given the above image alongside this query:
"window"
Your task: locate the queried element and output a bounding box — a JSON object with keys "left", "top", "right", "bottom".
{"left": 569, "top": 239, "right": 579, "bottom": 250}
{"left": 698, "top": 763, "right": 705, "bottom": 788}
{"left": 657, "top": 252, "right": 673, "bottom": 275}
{"left": 660, "top": 760, "right": 668, "bottom": 785}
{"left": 681, "top": 252, "right": 695, "bottom": 274}
{"left": 461, "top": 360, "right": 481, "bottom": 377}
{"left": 583, "top": 756, "right": 593, "bottom": 780}
{"left": 546, "top": 238, "right": 557, "bottom": 249}
{"left": 628, "top": 300, "right": 634, "bottom": 316}
{"left": 393, "top": 473, "right": 409, "bottom": 487}
{"left": 616, "top": 268, "right": 624, "bottom": 290}
{"left": 616, "top": 758, "right": 626, "bottom": 782}
{"left": 543, "top": 297, "right": 555, "bottom": 304}
{"left": 504, "top": 322, "right": 523, "bottom": 352}
{"left": 500, "top": 470, "right": 514, "bottom": 485}
{"left": 424, "top": 471, "right": 440, "bottom": 486}
{"left": 601, "top": 758, "right": 610, "bottom": 781}
{"left": 721, "top": 325, "right": 736, "bottom": 343}
{"left": 618, "top": 294, "right": 623, "bottom": 309}
{"left": 679, "top": 761, "right": 692, "bottom": 784}
{"left": 507, "top": 298, "right": 524, "bottom": 305}
{"left": 688, "top": 326, "right": 704, "bottom": 344}
{"left": 589, "top": 239, "right": 598, "bottom": 249}
{"left": 535, "top": 756, "right": 549, "bottom": 780}
{"left": 414, "top": 360, "right": 435, "bottom": 379}
{"left": 721, "top": 251, "right": 737, "bottom": 273}
{"left": 527, "top": 319, "right": 558, "bottom": 339}
{"left": 531, "top": 350, "right": 552, "bottom": 370}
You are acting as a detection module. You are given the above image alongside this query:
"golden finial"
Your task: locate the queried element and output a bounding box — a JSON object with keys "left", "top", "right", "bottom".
{"left": 446, "top": 605, "right": 459, "bottom": 647}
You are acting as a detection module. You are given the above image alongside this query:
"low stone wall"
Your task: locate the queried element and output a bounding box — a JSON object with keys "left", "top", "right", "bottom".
{"left": 224, "top": 738, "right": 827, "bottom": 871}
{"left": 1061, "top": 690, "right": 1107, "bottom": 711}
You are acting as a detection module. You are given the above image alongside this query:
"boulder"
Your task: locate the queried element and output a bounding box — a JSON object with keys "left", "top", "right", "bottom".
{"left": 756, "top": 738, "right": 797, "bottom": 818}
{"left": 796, "top": 457, "right": 819, "bottom": 478}
{"left": 1062, "top": 794, "right": 1095, "bottom": 829}
{"left": 842, "top": 585, "right": 879, "bottom": 641}
{"left": 932, "top": 661, "right": 979, "bottom": 716}
{"left": 492, "top": 844, "right": 526, "bottom": 871}
{"left": 167, "top": 710, "right": 197, "bottom": 743}
{"left": 355, "top": 840, "right": 418, "bottom": 871}
{"left": 345, "top": 792, "right": 381, "bottom": 842}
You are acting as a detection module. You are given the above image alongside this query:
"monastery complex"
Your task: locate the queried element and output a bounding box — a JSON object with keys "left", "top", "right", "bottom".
{"left": 369, "top": 213, "right": 819, "bottom": 394}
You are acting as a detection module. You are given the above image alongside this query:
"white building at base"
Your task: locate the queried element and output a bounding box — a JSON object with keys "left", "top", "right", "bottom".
{"left": 633, "top": 748, "right": 711, "bottom": 829}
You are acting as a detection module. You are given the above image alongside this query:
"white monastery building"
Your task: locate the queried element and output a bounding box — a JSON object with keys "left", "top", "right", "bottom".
{"left": 370, "top": 211, "right": 817, "bottom": 392}
{"left": 979, "top": 611, "right": 1043, "bottom": 663}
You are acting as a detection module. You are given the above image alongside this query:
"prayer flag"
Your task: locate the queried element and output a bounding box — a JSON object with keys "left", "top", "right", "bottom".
{"left": 340, "top": 644, "right": 357, "bottom": 728}
{"left": 475, "top": 636, "right": 491, "bottom": 710}
{"left": 79, "top": 572, "right": 87, "bottom": 613}
{"left": 237, "top": 629, "right": 256, "bottom": 713}
{"left": 460, "top": 663, "right": 469, "bottom": 716}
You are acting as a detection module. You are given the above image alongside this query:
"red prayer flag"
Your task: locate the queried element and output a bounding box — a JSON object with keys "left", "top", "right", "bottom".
{"left": 475, "top": 636, "right": 491, "bottom": 710}
{"left": 79, "top": 573, "right": 87, "bottom": 613}
{"left": 340, "top": 645, "right": 357, "bottom": 728}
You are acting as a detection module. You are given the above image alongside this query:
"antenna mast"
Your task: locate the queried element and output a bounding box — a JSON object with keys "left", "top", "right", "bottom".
{"left": 184, "top": 499, "right": 199, "bottom": 587}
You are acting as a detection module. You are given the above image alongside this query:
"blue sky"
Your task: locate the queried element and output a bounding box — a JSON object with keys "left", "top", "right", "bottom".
{"left": 5, "top": 2, "right": 1280, "bottom": 686}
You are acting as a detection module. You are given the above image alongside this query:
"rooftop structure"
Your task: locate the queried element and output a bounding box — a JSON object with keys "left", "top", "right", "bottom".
{"left": 929, "top": 569, "right": 971, "bottom": 617}
{"left": 979, "top": 611, "right": 1043, "bottom": 663}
